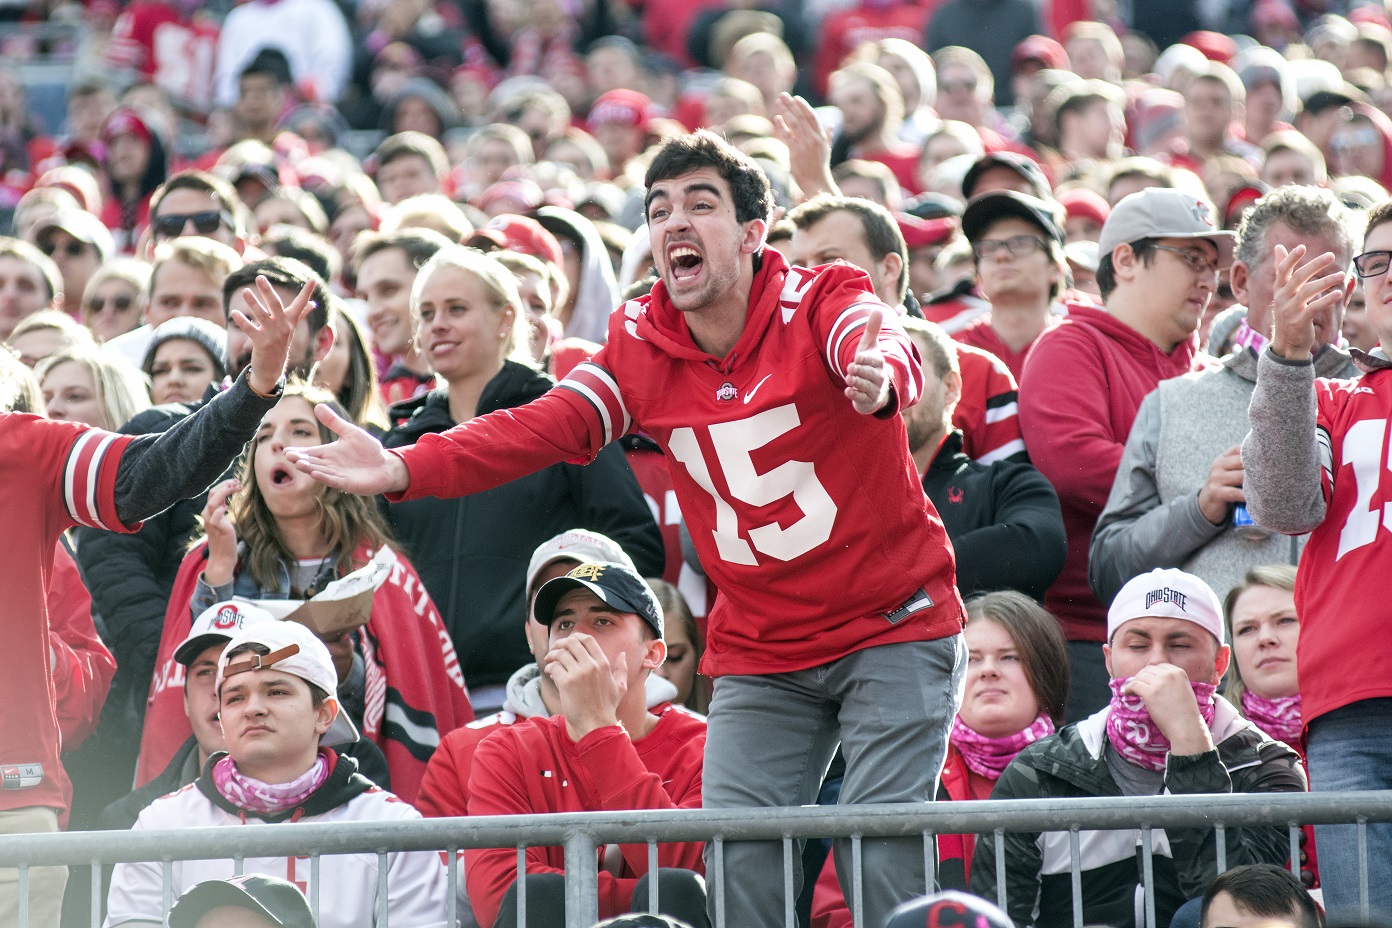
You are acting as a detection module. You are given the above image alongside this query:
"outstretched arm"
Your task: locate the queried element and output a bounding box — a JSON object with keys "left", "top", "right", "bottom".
{"left": 112, "top": 279, "right": 314, "bottom": 526}
{"left": 287, "top": 404, "right": 411, "bottom": 496}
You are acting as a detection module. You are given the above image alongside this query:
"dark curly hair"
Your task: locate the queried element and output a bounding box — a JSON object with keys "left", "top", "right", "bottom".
{"left": 643, "top": 130, "right": 773, "bottom": 225}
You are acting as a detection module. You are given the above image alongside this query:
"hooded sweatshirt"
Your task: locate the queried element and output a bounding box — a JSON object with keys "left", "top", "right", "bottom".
{"left": 384, "top": 250, "right": 964, "bottom": 676}
{"left": 534, "top": 206, "right": 622, "bottom": 345}
{"left": 105, "top": 751, "right": 449, "bottom": 928}
{"left": 382, "top": 361, "right": 665, "bottom": 688}
{"left": 1018, "top": 303, "right": 1203, "bottom": 640}
{"left": 414, "top": 663, "right": 679, "bottom": 819}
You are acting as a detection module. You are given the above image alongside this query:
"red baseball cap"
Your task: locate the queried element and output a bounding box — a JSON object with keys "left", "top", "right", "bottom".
{"left": 102, "top": 107, "right": 153, "bottom": 145}
{"left": 1181, "top": 31, "right": 1238, "bottom": 65}
{"left": 896, "top": 213, "right": 958, "bottom": 249}
{"left": 1056, "top": 188, "right": 1110, "bottom": 228}
{"left": 469, "top": 214, "right": 564, "bottom": 267}
{"left": 1012, "top": 35, "right": 1069, "bottom": 72}
{"left": 587, "top": 89, "right": 654, "bottom": 132}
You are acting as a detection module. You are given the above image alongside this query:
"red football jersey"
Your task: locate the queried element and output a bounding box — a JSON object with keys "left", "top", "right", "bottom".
{"left": 0, "top": 415, "right": 135, "bottom": 813}
{"left": 953, "top": 342, "right": 1025, "bottom": 464}
{"left": 1292, "top": 368, "right": 1392, "bottom": 724}
{"left": 388, "top": 250, "right": 965, "bottom": 677}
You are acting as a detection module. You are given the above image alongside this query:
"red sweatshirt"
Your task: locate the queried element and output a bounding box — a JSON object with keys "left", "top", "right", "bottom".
{"left": 465, "top": 707, "right": 706, "bottom": 927}
{"left": 1018, "top": 303, "right": 1202, "bottom": 640}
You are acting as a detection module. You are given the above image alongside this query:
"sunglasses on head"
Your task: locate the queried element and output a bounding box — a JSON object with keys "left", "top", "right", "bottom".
{"left": 151, "top": 210, "right": 231, "bottom": 239}
{"left": 40, "top": 239, "right": 88, "bottom": 258}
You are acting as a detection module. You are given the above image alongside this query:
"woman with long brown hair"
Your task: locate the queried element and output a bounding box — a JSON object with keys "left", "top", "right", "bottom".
{"left": 137, "top": 381, "right": 473, "bottom": 802}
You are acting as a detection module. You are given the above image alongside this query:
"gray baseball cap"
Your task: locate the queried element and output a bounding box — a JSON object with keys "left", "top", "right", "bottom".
{"left": 1097, "top": 188, "right": 1235, "bottom": 268}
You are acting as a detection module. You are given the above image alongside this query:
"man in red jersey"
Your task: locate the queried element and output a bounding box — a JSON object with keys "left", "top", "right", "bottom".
{"left": 1243, "top": 204, "right": 1392, "bottom": 916}
{"left": 289, "top": 129, "right": 966, "bottom": 928}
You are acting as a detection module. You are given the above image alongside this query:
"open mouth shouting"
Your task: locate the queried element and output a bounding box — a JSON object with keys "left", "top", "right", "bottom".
{"left": 667, "top": 243, "right": 704, "bottom": 286}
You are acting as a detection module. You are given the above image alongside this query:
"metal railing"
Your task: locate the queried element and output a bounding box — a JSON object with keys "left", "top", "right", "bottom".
{"left": 9, "top": 792, "right": 1391, "bottom": 928}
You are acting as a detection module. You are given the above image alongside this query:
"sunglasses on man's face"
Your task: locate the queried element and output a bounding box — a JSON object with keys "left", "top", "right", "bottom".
{"left": 151, "top": 210, "right": 230, "bottom": 239}
{"left": 39, "top": 239, "right": 88, "bottom": 258}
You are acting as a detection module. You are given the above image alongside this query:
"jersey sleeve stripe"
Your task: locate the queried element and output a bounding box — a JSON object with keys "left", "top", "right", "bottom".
{"left": 984, "top": 401, "right": 1018, "bottom": 424}
{"left": 1317, "top": 426, "right": 1333, "bottom": 478}
{"left": 560, "top": 363, "right": 630, "bottom": 441}
{"left": 826, "top": 305, "right": 876, "bottom": 380}
{"left": 65, "top": 430, "right": 120, "bottom": 530}
{"left": 558, "top": 382, "right": 615, "bottom": 446}
{"left": 975, "top": 438, "right": 1026, "bottom": 465}
{"left": 984, "top": 390, "right": 1019, "bottom": 410}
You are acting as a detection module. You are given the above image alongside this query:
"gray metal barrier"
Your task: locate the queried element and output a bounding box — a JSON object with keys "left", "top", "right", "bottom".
{"left": 6, "top": 791, "right": 1391, "bottom": 928}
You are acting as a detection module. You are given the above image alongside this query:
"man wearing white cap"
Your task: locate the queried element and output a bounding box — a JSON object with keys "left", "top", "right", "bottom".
{"left": 971, "top": 568, "right": 1305, "bottom": 928}
{"left": 102, "top": 602, "right": 389, "bottom": 831}
{"left": 105, "top": 621, "right": 449, "bottom": 928}
{"left": 1019, "top": 188, "right": 1237, "bottom": 721}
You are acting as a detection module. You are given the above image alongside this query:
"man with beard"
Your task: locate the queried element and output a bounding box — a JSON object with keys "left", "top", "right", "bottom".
{"left": 828, "top": 61, "right": 923, "bottom": 195}
{"left": 289, "top": 130, "right": 967, "bottom": 928}
{"left": 901, "top": 316, "right": 1064, "bottom": 600}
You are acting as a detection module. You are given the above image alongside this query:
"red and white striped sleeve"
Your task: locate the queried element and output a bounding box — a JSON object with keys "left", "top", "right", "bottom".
{"left": 62, "top": 428, "right": 138, "bottom": 532}
{"left": 822, "top": 300, "right": 923, "bottom": 412}
{"left": 556, "top": 361, "right": 634, "bottom": 447}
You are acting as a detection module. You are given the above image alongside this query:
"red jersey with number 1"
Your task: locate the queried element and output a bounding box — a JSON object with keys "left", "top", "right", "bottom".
{"left": 388, "top": 250, "right": 965, "bottom": 677}
{"left": 1294, "top": 368, "right": 1392, "bottom": 724}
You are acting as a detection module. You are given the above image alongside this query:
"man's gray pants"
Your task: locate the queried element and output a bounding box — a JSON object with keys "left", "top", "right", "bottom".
{"left": 702, "top": 635, "right": 966, "bottom": 928}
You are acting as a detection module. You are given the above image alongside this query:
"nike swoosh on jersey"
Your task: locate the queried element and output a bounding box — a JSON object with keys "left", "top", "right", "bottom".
{"left": 743, "top": 374, "right": 773, "bottom": 404}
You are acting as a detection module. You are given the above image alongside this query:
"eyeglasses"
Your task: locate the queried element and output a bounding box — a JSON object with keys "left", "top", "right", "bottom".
{"left": 87, "top": 294, "right": 134, "bottom": 314}
{"left": 972, "top": 234, "right": 1046, "bottom": 260}
{"left": 1153, "top": 244, "right": 1219, "bottom": 276}
{"left": 151, "top": 210, "right": 232, "bottom": 239}
{"left": 1354, "top": 250, "right": 1391, "bottom": 278}
{"left": 40, "top": 240, "right": 87, "bottom": 258}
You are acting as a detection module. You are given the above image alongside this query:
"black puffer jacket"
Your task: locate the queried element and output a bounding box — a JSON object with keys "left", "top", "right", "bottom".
{"left": 382, "top": 361, "right": 664, "bottom": 689}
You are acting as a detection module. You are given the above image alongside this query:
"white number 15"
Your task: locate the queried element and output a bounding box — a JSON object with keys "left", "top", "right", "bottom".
{"left": 667, "top": 404, "right": 837, "bottom": 565}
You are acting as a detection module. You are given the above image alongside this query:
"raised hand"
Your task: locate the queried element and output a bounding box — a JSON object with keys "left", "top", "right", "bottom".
{"left": 845, "top": 309, "right": 891, "bottom": 414}
{"left": 772, "top": 92, "right": 838, "bottom": 201}
{"left": 201, "top": 479, "right": 241, "bottom": 588}
{"left": 1269, "top": 244, "right": 1347, "bottom": 362}
{"left": 233, "top": 276, "right": 316, "bottom": 395}
{"left": 286, "top": 403, "right": 410, "bottom": 496}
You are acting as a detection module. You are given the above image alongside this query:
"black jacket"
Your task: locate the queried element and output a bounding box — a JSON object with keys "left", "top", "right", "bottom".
{"left": 922, "top": 431, "right": 1066, "bottom": 600}
{"left": 970, "top": 701, "right": 1306, "bottom": 928}
{"left": 381, "top": 361, "right": 664, "bottom": 688}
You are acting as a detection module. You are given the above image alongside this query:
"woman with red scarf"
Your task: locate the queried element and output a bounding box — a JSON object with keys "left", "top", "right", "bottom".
{"left": 811, "top": 592, "right": 1068, "bottom": 925}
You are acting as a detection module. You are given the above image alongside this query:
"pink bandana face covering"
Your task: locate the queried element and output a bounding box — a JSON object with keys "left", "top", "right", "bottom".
{"left": 950, "top": 712, "right": 1056, "bottom": 779}
{"left": 1105, "top": 678, "right": 1217, "bottom": 772}
{"left": 213, "top": 750, "right": 330, "bottom": 815}
{"left": 1241, "top": 690, "right": 1302, "bottom": 744}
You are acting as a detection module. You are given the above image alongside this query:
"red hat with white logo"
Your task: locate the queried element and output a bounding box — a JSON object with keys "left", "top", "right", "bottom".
{"left": 175, "top": 600, "right": 278, "bottom": 665}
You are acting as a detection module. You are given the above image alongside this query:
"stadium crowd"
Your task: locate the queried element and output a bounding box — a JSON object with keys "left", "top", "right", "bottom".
{"left": 2, "top": 0, "right": 1392, "bottom": 926}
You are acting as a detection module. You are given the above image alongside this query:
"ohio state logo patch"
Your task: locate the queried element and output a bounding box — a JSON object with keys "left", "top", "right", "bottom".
{"left": 716, "top": 382, "right": 737, "bottom": 401}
